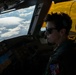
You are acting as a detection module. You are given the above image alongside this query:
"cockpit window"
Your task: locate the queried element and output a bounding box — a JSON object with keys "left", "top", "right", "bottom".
{"left": 0, "top": 5, "right": 35, "bottom": 42}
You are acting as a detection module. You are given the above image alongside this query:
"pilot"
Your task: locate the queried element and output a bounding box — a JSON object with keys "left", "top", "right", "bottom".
{"left": 44, "top": 12, "right": 76, "bottom": 75}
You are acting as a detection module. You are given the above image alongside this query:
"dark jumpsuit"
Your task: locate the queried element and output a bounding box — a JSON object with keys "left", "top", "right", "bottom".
{"left": 44, "top": 40, "right": 76, "bottom": 75}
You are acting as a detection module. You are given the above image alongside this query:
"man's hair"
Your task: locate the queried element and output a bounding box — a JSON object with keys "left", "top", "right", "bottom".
{"left": 44, "top": 12, "right": 72, "bottom": 35}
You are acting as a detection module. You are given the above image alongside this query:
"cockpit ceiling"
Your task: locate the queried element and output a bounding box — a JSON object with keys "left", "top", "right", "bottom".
{"left": 0, "top": 0, "right": 72, "bottom": 9}
{"left": 0, "top": 0, "right": 37, "bottom": 12}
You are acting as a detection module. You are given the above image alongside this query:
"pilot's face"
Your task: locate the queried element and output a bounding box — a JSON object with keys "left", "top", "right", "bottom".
{"left": 45, "top": 22, "right": 61, "bottom": 44}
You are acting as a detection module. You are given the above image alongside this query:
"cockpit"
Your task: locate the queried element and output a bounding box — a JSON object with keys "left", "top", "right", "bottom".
{"left": 0, "top": 0, "right": 76, "bottom": 75}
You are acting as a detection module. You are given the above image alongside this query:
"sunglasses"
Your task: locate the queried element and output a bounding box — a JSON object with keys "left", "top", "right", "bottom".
{"left": 46, "top": 28, "right": 56, "bottom": 35}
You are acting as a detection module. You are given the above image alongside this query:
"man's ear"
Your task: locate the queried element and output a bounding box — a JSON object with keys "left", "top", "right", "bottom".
{"left": 60, "top": 29, "right": 66, "bottom": 36}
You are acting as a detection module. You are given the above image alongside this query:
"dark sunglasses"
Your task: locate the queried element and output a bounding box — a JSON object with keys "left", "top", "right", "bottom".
{"left": 46, "top": 28, "right": 56, "bottom": 35}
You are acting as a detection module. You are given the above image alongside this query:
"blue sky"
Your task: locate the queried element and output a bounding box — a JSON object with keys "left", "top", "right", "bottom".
{"left": 0, "top": 5, "right": 35, "bottom": 42}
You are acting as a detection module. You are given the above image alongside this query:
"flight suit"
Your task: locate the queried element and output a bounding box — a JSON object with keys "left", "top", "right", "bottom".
{"left": 44, "top": 40, "right": 76, "bottom": 75}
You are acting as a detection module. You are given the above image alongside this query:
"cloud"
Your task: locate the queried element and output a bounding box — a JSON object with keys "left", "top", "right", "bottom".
{"left": 8, "top": 26, "right": 21, "bottom": 32}
{"left": 0, "top": 31, "right": 2, "bottom": 34}
{"left": 19, "top": 11, "right": 33, "bottom": 17}
{"left": 27, "top": 5, "right": 35, "bottom": 10}
{"left": 0, "top": 17, "right": 24, "bottom": 26}
{"left": 22, "top": 20, "right": 31, "bottom": 24}
{"left": 17, "top": 8, "right": 27, "bottom": 13}
{"left": 1, "top": 31, "right": 19, "bottom": 37}
{"left": 1, "top": 27, "right": 20, "bottom": 38}
{"left": 0, "top": 23, "right": 29, "bottom": 38}
{"left": 18, "top": 5, "right": 35, "bottom": 18}
{"left": 0, "top": 27, "right": 6, "bottom": 30}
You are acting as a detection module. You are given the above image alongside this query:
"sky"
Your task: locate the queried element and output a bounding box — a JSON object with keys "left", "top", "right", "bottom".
{"left": 0, "top": 5, "right": 35, "bottom": 42}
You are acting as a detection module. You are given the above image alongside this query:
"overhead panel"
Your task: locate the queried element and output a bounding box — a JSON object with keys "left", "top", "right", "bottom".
{"left": 0, "top": 0, "right": 72, "bottom": 13}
